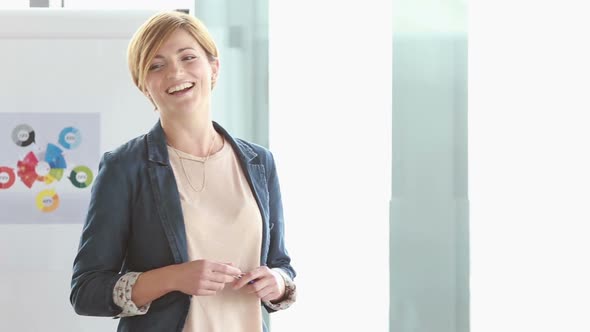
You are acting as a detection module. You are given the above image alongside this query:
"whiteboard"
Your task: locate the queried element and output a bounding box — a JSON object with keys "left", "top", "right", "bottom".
{"left": 0, "top": 9, "right": 161, "bottom": 332}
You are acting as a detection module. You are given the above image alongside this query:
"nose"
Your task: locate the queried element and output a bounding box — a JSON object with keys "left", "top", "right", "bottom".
{"left": 166, "top": 59, "right": 184, "bottom": 78}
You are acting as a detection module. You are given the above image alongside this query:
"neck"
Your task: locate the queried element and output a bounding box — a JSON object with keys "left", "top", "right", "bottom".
{"left": 160, "top": 109, "right": 221, "bottom": 157}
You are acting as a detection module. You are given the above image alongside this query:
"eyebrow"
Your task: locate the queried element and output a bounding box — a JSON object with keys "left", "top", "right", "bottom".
{"left": 153, "top": 47, "right": 195, "bottom": 59}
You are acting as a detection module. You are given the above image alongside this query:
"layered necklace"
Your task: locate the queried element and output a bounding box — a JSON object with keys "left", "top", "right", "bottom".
{"left": 171, "top": 131, "right": 218, "bottom": 193}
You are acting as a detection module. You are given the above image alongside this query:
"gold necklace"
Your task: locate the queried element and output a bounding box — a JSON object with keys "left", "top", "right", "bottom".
{"left": 171, "top": 132, "right": 217, "bottom": 193}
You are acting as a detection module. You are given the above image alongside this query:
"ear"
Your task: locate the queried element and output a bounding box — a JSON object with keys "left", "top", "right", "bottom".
{"left": 143, "top": 88, "right": 153, "bottom": 100}
{"left": 143, "top": 88, "right": 156, "bottom": 107}
{"left": 210, "top": 58, "right": 220, "bottom": 81}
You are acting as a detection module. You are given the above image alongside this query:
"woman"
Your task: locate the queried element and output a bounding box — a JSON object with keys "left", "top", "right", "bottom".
{"left": 70, "top": 11, "right": 296, "bottom": 332}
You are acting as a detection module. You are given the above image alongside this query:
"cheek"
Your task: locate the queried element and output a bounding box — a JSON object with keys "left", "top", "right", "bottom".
{"left": 144, "top": 74, "right": 161, "bottom": 92}
{"left": 145, "top": 82, "right": 161, "bottom": 98}
{"left": 190, "top": 62, "right": 212, "bottom": 78}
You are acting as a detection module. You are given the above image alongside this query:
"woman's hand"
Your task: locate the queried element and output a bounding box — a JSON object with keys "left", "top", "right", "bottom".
{"left": 232, "top": 266, "right": 286, "bottom": 302}
{"left": 172, "top": 260, "right": 242, "bottom": 296}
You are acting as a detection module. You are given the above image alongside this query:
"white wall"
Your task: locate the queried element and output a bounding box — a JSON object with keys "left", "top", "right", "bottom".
{"left": 268, "top": 1, "right": 392, "bottom": 331}
{"left": 470, "top": 1, "right": 590, "bottom": 331}
{"left": 63, "top": 0, "right": 193, "bottom": 10}
{"left": 0, "top": 10, "right": 159, "bottom": 332}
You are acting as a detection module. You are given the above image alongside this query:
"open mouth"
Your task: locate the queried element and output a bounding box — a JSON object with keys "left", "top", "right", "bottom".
{"left": 167, "top": 82, "right": 195, "bottom": 95}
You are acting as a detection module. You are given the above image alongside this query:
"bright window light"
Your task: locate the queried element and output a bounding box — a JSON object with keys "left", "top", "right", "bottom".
{"left": 470, "top": 1, "right": 590, "bottom": 331}
{"left": 268, "top": 1, "right": 391, "bottom": 331}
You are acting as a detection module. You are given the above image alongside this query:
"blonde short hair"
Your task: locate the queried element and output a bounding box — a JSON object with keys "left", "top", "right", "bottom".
{"left": 127, "top": 11, "right": 219, "bottom": 92}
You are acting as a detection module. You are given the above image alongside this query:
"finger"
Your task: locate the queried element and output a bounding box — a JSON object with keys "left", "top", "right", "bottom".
{"left": 223, "top": 262, "right": 245, "bottom": 281}
{"left": 261, "top": 294, "right": 278, "bottom": 302}
{"left": 207, "top": 270, "right": 238, "bottom": 284}
{"left": 251, "top": 282, "right": 275, "bottom": 300}
{"left": 218, "top": 273, "right": 240, "bottom": 283}
{"left": 233, "top": 275, "right": 258, "bottom": 290}
{"left": 209, "top": 262, "right": 243, "bottom": 277}
{"left": 195, "top": 289, "right": 217, "bottom": 296}
{"left": 248, "top": 278, "right": 273, "bottom": 294}
{"left": 200, "top": 279, "right": 226, "bottom": 292}
{"left": 260, "top": 289, "right": 278, "bottom": 302}
{"left": 233, "top": 269, "right": 264, "bottom": 289}
{"left": 244, "top": 283, "right": 260, "bottom": 295}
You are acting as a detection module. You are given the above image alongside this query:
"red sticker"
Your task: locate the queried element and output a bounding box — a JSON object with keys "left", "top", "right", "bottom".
{"left": 0, "top": 166, "right": 16, "bottom": 189}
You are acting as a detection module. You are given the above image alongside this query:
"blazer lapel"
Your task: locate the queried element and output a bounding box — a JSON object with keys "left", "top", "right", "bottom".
{"left": 146, "top": 122, "right": 189, "bottom": 263}
{"left": 148, "top": 165, "right": 188, "bottom": 263}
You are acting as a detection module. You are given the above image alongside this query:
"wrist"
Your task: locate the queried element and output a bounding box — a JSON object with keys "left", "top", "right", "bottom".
{"left": 270, "top": 268, "right": 287, "bottom": 302}
{"left": 264, "top": 269, "right": 297, "bottom": 310}
{"left": 161, "top": 263, "right": 181, "bottom": 293}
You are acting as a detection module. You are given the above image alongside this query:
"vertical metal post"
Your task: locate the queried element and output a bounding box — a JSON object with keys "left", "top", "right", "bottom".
{"left": 390, "top": 0, "right": 468, "bottom": 331}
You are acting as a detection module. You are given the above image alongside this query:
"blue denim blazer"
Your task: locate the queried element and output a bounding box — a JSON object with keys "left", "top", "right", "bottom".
{"left": 70, "top": 121, "right": 295, "bottom": 332}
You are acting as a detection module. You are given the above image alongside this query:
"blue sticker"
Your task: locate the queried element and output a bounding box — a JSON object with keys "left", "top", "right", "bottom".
{"left": 45, "top": 143, "right": 67, "bottom": 169}
{"left": 58, "top": 127, "right": 81, "bottom": 149}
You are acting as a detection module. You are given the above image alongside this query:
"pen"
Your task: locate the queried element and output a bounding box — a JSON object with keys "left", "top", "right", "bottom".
{"left": 233, "top": 273, "right": 256, "bottom": 284}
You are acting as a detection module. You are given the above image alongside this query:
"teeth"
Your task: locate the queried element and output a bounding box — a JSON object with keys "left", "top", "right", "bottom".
{"left": 167, "top": 82, "right": 194, "bottom": 94}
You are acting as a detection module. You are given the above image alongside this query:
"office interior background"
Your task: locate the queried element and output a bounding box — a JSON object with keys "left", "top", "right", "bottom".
{"left": 1, "top": 1, "right": 588, "bottom": 332}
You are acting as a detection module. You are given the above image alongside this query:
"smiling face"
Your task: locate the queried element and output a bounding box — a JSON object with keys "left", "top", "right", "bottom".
{"left": 143, "top": 28, "right": 219, "bottom": 117}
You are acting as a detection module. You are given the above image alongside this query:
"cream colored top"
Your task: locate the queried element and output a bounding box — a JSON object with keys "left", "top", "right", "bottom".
{"left": 168, "top": 139, "right": 263, "bottom": 332}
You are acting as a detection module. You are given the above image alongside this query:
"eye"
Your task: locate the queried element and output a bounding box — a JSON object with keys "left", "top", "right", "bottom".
{"left": 149, "top": 63, "right": 163, "bottom": 71}
{"left": 182, "top": 55, "right": 197, "bottom": 61}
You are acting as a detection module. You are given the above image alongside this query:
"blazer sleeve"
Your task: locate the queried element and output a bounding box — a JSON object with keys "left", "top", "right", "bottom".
{"left": 70, "top": 152, "right": 132, "bottom": 317}
{"left": 266, "top": 152, "right": 296, "bottom": 267}
{"left": 263, "top": 151, "right": 297, "bottom": 313}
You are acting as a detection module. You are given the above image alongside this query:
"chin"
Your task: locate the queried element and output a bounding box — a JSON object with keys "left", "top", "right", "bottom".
{"left": 171, "top": 101, "right": 204, "bottom": 114}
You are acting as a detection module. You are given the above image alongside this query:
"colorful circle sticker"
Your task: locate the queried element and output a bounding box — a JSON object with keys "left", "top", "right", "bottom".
{"left": 12, "top": 124, "right": 35, "bottom": 147}
{"left": 59, "top": 127, "right": 81, "bottom": 149}
{"left": 69, "top": 165, "right": 93, "bottom": 188}
{"left": 17, "top": 151, "right": 40, "bottom": 188}
{"left": 37, "top": 143, "right": 67, "bottom": 185}
{"left": 0, "top": 167, "right": 16, "bottom": 189}
{"left": 35, "top": 189, "right": 60, "bottom": 212}
{"left": 35, "top": 161, "right": 51, "bottom": 177}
